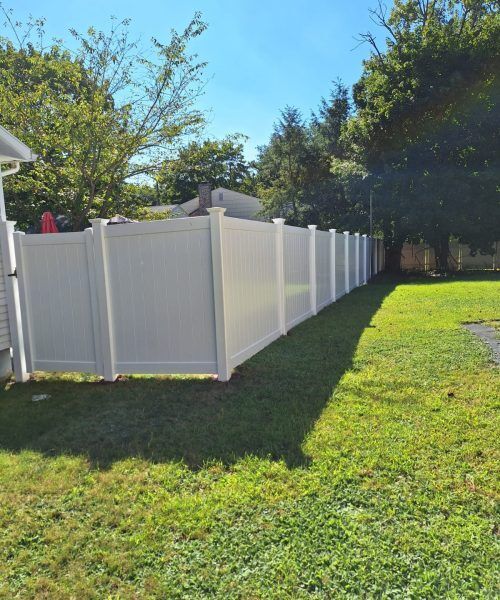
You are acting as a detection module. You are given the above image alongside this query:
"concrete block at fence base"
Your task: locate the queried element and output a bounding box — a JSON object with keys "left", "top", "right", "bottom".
{"left": 0, "top": 348, "right": 12, "bottom": 380}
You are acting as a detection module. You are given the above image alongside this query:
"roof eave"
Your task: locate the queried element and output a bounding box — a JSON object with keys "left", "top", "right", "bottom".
{"left": 0, "top": 124, "right": 37, "bottom": 163}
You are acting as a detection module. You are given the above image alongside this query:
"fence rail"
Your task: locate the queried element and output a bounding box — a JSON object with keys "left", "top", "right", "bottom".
{"left": 1, "top": 211, "right": 385, "bottom": 382}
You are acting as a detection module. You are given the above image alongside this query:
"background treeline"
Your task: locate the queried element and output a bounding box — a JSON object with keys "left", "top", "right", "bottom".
{"left": 1, "top": 1, "right": 498, "bottom": 270}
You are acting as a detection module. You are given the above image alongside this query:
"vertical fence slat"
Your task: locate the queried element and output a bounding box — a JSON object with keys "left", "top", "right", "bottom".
{"left": 0, "top": 222, "right": 28, "bottom": 381}
{"left": 90, "top": 219, "right": 117, "bottom": 381}
{"left": 355, "top": 233, "right": 360, "bottom": 287}
{"left": 273, "top": 218, "right": 287, "bottom": 335}
{"left": 343, "top": 231, "right": 350, "bottom": 293}
{"left": 308, "top": 225, "right": 317, "bottom": 315}
{"left": 362, "top": 234, "right": 368, "bottom": 284}
{"left": 84, "top": 228, "right": 104, "bottom": 376}
{"left": 208, "top": 207, "right": 230, "bottom": 381}
{"left": 329, "top": 228, "right": 336, "bottom": 302}
{"left": 12, "top": 231, "right": 33, "bottom": 375}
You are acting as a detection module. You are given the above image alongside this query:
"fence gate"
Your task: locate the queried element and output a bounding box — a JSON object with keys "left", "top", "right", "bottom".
{"left": 13, "top": 230, "right": 102, "bottom": 374}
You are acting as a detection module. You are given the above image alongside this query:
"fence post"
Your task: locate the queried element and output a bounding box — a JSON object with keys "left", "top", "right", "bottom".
{"left": 84, "top": 228, "right": 104, "bottom": 377}
{"left": 273, "top": 218, "right": 287, "bottom": 335}
{"left": 0, "top": 221, "right": 28, "bottom": 381}
{"left": 308, "top": 225, "right": 317, "bottom": 315}
{"left": 329, "top": 228, "right": 336, "bottom": 302}
{"left": 90, "top": 219, "right": 117, "bottom": 381}
{"left": 362, "top": 234, "right": 368, "bottom": 284}
{"left": 374, "top": 238, "right": 379, "bottom": 274}
{"left": 343, "top": 231, "right": 350, "bottom": 292}
{"left": 208, "top": 207, "right": 231, "bottom": 382}
{"left": 355, "top": 233, "right": 360, "bottom": 287}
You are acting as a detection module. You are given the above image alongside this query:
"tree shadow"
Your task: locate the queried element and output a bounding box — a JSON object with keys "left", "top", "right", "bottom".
{"left": 0, "top": 278, "right": 396, "bottom": 470}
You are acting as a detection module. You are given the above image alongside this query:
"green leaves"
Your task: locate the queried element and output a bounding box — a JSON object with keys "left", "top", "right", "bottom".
{"left": 351, "top": 0, "right": 500, "bottom": 267}
{"left": 0, "top": 11, "right": 208, "bottom": 230}
{"left": 156, "top": 135, "right": 252, "bottom": 203}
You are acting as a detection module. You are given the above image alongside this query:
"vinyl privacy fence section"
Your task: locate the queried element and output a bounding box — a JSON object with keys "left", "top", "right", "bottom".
{"left": 3, "top": 209, "right": 382, "bottom": 382}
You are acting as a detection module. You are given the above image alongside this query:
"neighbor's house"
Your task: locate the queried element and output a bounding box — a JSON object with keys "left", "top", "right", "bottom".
{"left": 149, "top": 185, "right": 264, "bottom": 221}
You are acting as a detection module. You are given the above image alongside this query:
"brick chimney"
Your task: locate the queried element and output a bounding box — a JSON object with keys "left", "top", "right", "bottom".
{"left": 198, "top": 182, "right": 212, "bottom": 214}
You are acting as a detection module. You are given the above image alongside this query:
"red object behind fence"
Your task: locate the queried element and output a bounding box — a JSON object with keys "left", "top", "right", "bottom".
{"left": 41, "top": 212, "right": 59, "bottom": 234}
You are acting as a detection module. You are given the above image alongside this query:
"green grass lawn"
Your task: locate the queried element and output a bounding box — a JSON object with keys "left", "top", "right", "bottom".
{"left": 0, "top": 273, "right": 498, "bottom": 598}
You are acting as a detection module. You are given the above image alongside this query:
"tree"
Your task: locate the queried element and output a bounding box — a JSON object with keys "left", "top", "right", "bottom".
{"left": 350, "top": 0, "right": 500, "bottom": 269}
{"left": 0, "top": 7, "right": 207, "bottom": 230}
{"left": 256, "top": 88, "right": 366, "bottom": 231}
{"left": 256, "top": 106, "right": 324, "bottom": 224}
{"left": 311, "top": 79, "right": 351, "bottom": 158}
{"left": 156, "top": 135, "right": 252, "bottom": 203}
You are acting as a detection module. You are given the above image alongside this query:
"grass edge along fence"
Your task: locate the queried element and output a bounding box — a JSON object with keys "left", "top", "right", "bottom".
{"left": 0, "top": 210, "right": 384, "bottom": 382}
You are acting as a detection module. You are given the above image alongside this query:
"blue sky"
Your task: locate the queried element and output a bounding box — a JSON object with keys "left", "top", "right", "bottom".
{"left": 10, "top": 0, "right": 387, "bottom": 159}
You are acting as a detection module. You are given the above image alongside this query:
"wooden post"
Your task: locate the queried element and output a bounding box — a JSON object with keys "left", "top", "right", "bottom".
{"left": 329, "top": 228, "right": 336, "bottom": 302}
{"left": 343, "top": 231, "right": 350, "bottom": 292}
{"left": 308, "top": 225, "right": 317, "bottom": 315}
{"left": 90, "top": 219, "right": 117, "bottom": 381}
{"left": 208, "top": 207, "right": 230, "bottom": 382}
{"left": 273, "top": 218, "right": 287, "bottom": 335}
{"left": 0, "top": 221, "right": 28, "bottom": 381}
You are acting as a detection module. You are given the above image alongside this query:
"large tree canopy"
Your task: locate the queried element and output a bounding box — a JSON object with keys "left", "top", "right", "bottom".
{"left": 255, "top": 0, "right": 499, "bottom": 270}
{"left": 349, "top": 0, "right": 500, "bottom": 268}
{"left": 0, "top": 10, "right": 207, "bottom": 230}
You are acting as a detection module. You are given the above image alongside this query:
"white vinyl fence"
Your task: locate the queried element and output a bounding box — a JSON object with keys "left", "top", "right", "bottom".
{"left": 1, "top": 210, "right": 383, "bottom": 382}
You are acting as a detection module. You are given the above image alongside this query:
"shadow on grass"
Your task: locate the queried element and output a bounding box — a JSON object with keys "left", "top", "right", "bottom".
{"left": 0, "top": 279, "right": 396, "bottom": 469}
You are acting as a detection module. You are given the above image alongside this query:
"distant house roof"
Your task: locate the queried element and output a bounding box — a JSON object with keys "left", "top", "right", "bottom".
{"left": 148, "top": 204, "right": 189, "bottom": 218}
{"left": 152, "top": 188, "right": 264, "bottom": 221}
{"left": 0, "top": 124, "right": 37, "bottom": 163}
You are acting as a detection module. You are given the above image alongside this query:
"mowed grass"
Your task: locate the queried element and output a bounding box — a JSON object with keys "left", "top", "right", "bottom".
{"left": 0, "top": 274, "right": 498, "bottom": 598}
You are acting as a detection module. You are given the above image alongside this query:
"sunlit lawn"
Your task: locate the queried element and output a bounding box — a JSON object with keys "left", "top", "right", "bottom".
{"left": 0, "top": 273, "right": 498, "bottom": 598}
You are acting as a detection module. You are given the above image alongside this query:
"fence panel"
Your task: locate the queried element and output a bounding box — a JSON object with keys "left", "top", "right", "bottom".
{"left": 5, "top": 215, "right": 380, "bottom": 382}
{"left": 223, "top": 218, "right": 281, "bottom": 369}
{"left": 335, "top": 233, "right": 346, "bottom": 298}
{"left": 284, "top": 225, "right": 311, "bottom": 329}
{"left": 461, "top": 247, "right": 495, "bottom": 270}
{"left": 401, "top": 242, "right": 499, "bottom": 271}
{"left": 103, "top": 218, "right": 217, "bottom": 374}
{"left": 315, "top": 230, "right": 331, "bottom": 310}
{"left": 14, "top": 232, "right": 99, "bottom": 373}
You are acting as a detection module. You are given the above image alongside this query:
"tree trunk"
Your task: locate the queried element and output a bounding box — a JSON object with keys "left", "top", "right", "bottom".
{"left": 386, "top": 242, "right": 403, "bottom": 272}
{"left": 434, "top": 236, "right": 450, "bottom": 272}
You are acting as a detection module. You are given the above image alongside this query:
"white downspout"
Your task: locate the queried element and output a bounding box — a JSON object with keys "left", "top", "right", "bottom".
{"left": 0, "top": 161, "right": 20, "bottom": 222}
